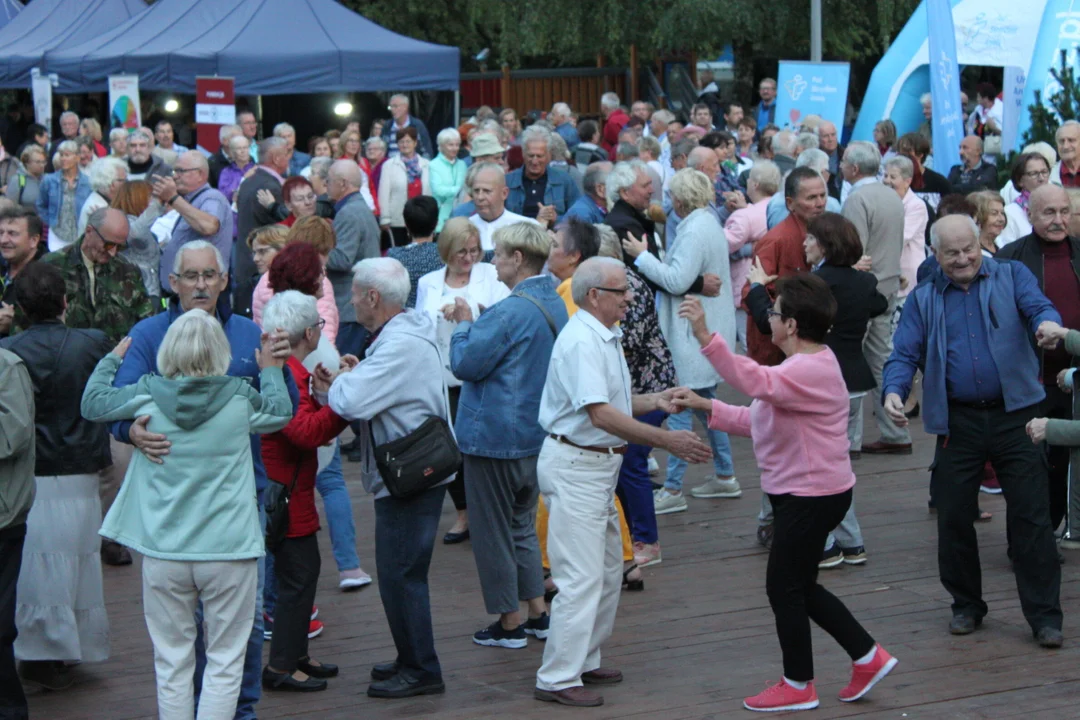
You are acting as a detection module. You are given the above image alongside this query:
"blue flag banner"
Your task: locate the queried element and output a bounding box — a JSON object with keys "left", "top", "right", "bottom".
{"left": 774, "top": 61, "right": 850, "bottom": 133}
{"left": 927, "top": 0, "right": 964, "bottom": 173}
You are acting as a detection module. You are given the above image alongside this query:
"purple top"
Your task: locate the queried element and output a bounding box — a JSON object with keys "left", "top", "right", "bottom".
{"left": 217, "top": 161, "right": 255, "bottom": 203}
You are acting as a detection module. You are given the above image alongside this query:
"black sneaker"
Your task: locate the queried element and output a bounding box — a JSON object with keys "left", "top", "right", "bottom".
{"left": 819, "top": 543, "right": 844, "bottom": 569}
{"left": 472, "top": 620, "right": 527, "bottom": 649}
{"left": 841, "top": 546, "right": 867, "bottom": 565}
{"left": 523, "top": 613, "right": 550, "bottom": 640}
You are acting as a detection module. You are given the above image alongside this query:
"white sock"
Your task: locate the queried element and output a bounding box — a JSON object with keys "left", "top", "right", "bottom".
{"left": 783, "top": 677, "right": 808, "bottom": 690}
{"left": 853, "top": 645, "right": 878, "bottom": 665}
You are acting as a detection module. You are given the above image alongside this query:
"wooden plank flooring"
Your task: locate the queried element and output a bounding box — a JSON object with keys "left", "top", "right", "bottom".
{"left": 29, "top": 388, "right": 1080, "bottom": 719}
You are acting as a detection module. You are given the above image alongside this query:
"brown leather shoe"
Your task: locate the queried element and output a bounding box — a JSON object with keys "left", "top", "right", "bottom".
{"left": 582, "top": 668, "right": 623, "bottom": 685}
{"left": 101, "top": 541, "right": 133, "bottom": 566}
{"left": 534, "top": 686, "right": 603, "bottom": 706}
{"left": 860, "top": 441, "right": 912, "bottom": 455}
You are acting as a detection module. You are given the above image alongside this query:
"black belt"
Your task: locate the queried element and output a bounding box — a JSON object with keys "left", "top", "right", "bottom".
{"left": 949, "top": 398, "right": 1004, "bottom": 410}
{"left": 549, "top": 434, "right": 627, "bottom": 455}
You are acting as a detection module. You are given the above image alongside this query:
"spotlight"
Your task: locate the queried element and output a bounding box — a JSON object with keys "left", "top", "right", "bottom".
{"left": 334, "top": 102, "right": 353, "bottom": 117}
{"left": 164, "top": 98, "right": 179, "bottom": 113}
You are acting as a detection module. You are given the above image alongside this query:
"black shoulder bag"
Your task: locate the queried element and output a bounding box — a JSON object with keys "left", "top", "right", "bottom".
{"left": 263, "top": 463, "right": 300, "bottom": 553}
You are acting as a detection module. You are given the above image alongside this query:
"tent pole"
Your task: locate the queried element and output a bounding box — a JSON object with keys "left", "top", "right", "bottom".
{"left": 810, "top": 0, "right": 822, "bottom": 62}
{"left": 256, "top": 95, "right": 263, "bottom": 139}
{"left": 454, "top": 90, "right": 461, "bottom": 127}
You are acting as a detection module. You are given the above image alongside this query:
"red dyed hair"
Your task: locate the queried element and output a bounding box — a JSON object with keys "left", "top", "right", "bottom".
{"left": 281, "top": 176, "right": 313, "bottom": 204}
{"left": 268, "top": 242, "right": 323, "bottom": 296}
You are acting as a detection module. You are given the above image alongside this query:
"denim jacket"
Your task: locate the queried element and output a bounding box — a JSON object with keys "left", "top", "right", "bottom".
{"left": 505, "top": 166, "right": 581, "bottom": 220}
{"left": 450, "top": 275, "right": 569, "bottom": 458}
{"left": 36, "top": 171, "right": 91, "bottom": 228}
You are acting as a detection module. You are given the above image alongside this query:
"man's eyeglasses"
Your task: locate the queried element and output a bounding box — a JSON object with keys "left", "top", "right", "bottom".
{"left": 594, "top": 286, "right": 630, "bottom": 295}
{"left": 88, "top": 224, "right": 125, "bottom": 250}
{"left": 767, "top": 309, "right": 786, "bottom": 320}
{"left": 176, "top": 270, "right": 221, "bottom": 284}
{"left": 173, "top": 167, "right": 200, "bottom": 175}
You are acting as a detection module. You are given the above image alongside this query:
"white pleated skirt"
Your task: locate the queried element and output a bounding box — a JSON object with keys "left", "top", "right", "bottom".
{"left": 14, "top": 474, "right": 110, "bottom": 663}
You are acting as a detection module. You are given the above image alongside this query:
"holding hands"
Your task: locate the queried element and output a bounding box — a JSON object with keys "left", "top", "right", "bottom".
{"left": 883, "top": 393, "right": 909, "bottom": 427}
{"left": 1027, "top": 417, "right": 1049, "bottom": 444}
{"left": 442, "top": 296, "right": 474, "bottom": 323}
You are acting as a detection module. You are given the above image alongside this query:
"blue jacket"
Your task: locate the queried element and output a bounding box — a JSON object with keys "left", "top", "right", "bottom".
{"left": 36, "top": 171, "right": 91, "bottom": 229}
{"left": 883, "top": 259, "right": 1060, "bottom": 435}
{"left": 555, "top": 122, "right": 580, "bottom": 150}
{"left": 380, "top": 115, "right": 435, "bottom": 159}
{"left": 505, "top": 166, "right": 581, "bottom": 220}
{"left": 564, "top": 195, "right": 607, "bottom": 224}
{"left": 288, "top": 150, "right": 312, "bottom": 177}
{"left": 451, "top": 200, "right": 475, "bottom": 218}
{"left": 109, "top": 297, "right": 298, "bottom": 493}
{"left": 450, "top": 275, "right": 569, "bottom": 458}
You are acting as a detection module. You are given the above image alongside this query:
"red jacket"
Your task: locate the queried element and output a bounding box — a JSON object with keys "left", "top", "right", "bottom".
{"left": 742, "top": 213, "right": 810, "bottom": 368}
{"left": 261, "top": 357, "right": 349, "bottom": 538}
{"left": 602, "top": 108, "right": 629, "bottom": 160}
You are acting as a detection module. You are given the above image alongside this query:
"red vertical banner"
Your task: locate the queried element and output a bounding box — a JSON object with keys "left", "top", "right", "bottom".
{"left": 195, "top": 77, "right": 235, "bottom": 154}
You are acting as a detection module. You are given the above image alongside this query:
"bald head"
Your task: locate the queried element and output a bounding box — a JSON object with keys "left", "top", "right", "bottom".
{"left": 931, "top": 214, "right": 982, "bottom": 287}
{"left": 687, "top": 146, "right": 719, "bottom": 182}
{"left": 470, "top": 162, "right": 508, "bottom": 220}
{"left": 328, "top": 159, "right": 361, "bottom": 201}
{"left": 1030, "top": 183, "right": 1071, "bottom": 242}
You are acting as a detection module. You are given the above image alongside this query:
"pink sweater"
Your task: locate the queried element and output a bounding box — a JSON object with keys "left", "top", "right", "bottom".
{"left": 251, "top": 273, "right": 339, "bottom": 343}
{"left": 724, "top": 197, "right": 770, "bottom": 311}
{"left": 701, "top": 333, "right": 855, "bottom": 497}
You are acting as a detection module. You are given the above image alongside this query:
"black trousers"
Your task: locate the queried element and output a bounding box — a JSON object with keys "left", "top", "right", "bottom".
{"left": 1041, "top": 385, "right": 1071, "bottom": 532}
{"left": 0, "top": 526, "right": 27, "bottom": 720}
{"left": 446, "top": 386, "right": 467, "bottom": 512}
{"left": 268, "top": 534, "right": 321, "bottom": 673}
{"left": 767, "top": 490, "right": 875, "bottom": 682}
{"left": 931, "top": 402, "right": 1062, "bottom": 631}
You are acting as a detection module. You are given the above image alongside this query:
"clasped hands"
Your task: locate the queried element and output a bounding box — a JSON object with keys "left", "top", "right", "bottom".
{"left": 312, "top": 353, "right": 360, "bottom": 394}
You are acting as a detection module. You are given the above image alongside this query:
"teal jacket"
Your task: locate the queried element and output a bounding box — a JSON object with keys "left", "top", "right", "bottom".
{"left": 81, "top": 354, "right": 292, "bottom": 561}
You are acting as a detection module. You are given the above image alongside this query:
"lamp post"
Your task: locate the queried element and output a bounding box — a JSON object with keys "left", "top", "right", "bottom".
{"left": 810, "top": 0, "right": 822, "bottom": 62}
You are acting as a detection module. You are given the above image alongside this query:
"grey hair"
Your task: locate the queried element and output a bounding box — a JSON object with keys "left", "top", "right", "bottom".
{"left": 55, "top": 139, "right": 78, "bottom": 155}
{"left": 549, "top": 132, "right": 570, "bottom": 161}
{"left": 108, "top": 127, "right": 127, "bottom": 143}
{"left": 272, "top": 122, "right": 295, "bottom": 137}
{"left": 638, "top": 136, "right": 661, "bottom": 159}
{"left": 651, "top": 109, "right": 675, "bottom": 125}
{"left": 843, "top": 141, "right": 882, "bottom": 178}
{"left": 601, "top": 92, "right": 621, "bottom": 110}
{"left": 594, "top": 224, "right": 621, "bottom": 259}
{"left": 228, "top": 134, "right": 250, "bottom": 152}
{"left": 551, "top": 102, "right": 571, "bottom": 117}
{"left": 885, "top": 155, "right": 914, "bottom": 180}
{"left": 309, "top": 156, "right": 332, "bottom": 181}
{"left": 920, "top": 92, "right": 932, "bottom": 106}
{"left": 796, "top": 148, "right": 830, "bottom": 174}
{"left": 218, "top": 124, "right": 241, "bottom": 143}
{"left": 390, "top": 93, "right": 409, "bottom": 107}
{"left": 606, "top": 160, "right": 645, "bottom": 205}
{"left": 329, "top": 159, "right": 362, "bottom": 189}
{"left": 1057, "top": 120, "right": 1080, "bottom": 143}
{"left": 468, "top": 161, "right": 504, "bottom": 189}
{"left": 436, "top": 127, "right": 460, "bottom": 149}
{"left": 929, "top": 215, "right": 979, "bottom": 250}
{"left": 571, "top": 257, "right": 625, "bottom": 306}
{"left": 86, "top": 206, "right": 111, "bottom": 230}
{"left": 796, "top": 132, "right": 819, "bottom": 152}
{"left": 669, "top": 168, "right": 714, "bottom": 211}
{"left": 60, "top": 111, "right": 79, "bottom": 123}
{"left": 616, "top": 142, "right": 639, "bottom": 159}
{"left": 261, "top": 290, "right": 319, "bottom": 345}
{"left": 583, "top": 162, "right": 611, "bottom": 197}
{"left": 172, "top": 239, "right": 226, "bottom": 275}
{"left": 363, "top": 136, "right": 388, "bottom": 151}
{"left": 670, "top": 138, "right": 696, "bottom": 162}
{"left": 88, "top": 157, "right": 127, "bottom": 194}
{"left": 521, "top": 125, "right": 554, "bottom": 152}
{"left": 131, "top": 127, "right": 153, "bottom": 144}
{"left": 748, "top": 160, "right": 782, "bottom": 196}
{"left": 258, "top": 136, "right": 287, "bottom": 161}
{"left": 351, "top": 257, "right": 410, "bottom": 308}
{"left": 156, "top": 309, "right": 232, "bottom": 379}
{"left": 771, "top": 130, "right": 798, "bottom": 156}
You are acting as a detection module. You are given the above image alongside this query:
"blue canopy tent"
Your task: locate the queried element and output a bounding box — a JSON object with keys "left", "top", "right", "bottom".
{"left": 44, "top": 0, "right": 460, "bottom": 94}
{"left": 0, "top": 0, "right": 148, "bottom": 89}
{"left": 0, "top": 0, "right": 23, "bottom": 34}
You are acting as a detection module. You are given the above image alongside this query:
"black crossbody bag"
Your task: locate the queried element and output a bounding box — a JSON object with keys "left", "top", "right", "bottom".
{"left": 263, "top": 463, "right": 300, "bottom": 552}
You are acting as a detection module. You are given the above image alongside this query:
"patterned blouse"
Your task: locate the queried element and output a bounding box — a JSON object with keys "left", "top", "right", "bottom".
{"left": 622, "top": 269, "right": 677, "bottom": 395}
{"left": 387, "top": 242, "right": 444, "bottom": 308}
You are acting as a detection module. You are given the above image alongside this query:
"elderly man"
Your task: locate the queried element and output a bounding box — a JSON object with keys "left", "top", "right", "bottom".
{"left": 565, "top": 162, "right": 611, "bottom": 224}
{"left": 533, "top": 257, "right": 710, "bottom": 707}
{"left": 840, "top": 141, "right": 910, "bottom": 455}
{"left": 766, "top": 149, "right": 842, "bottom": 228}
{"left": 771, "top": 130, "right": 798, "bottom": 174}
{"left": 209, "top": 124, "right": 241, "bottom": 187}
{"left": 77, "top": 157, "right": 128, "bottom": 237}
{"left": 1051, "top": 120, "right": 1080, "bottom": 187}
{"left": 0, "top": 207, "right": 43, "bottom": 337}
{"left": 883, "top": 215, "right": 1064, "bottom": 647}
{"left": 110, "top": 239, "right": 294, "bottom": 719}
{"left": 650, "top": 110, "right": 675, "bottom": 164}
{"left": 947, "top": 136, "right": 996, "bottom": 194}
{"left": 126, "top": 128, "right": 169, "bottom": 182}
{"left": 549, "top": 102, "right": 580, "bottom": 150}
{"left": 818, "top": 120, "right": 844, "bottom": 199}
{"left": 600, "top": 92, "right": 629, "bottom": 160}
{"left": 381, "top": 94, "right": 434, "bottom": 159}
{"left": 756, "top": 78, "right": 778, "bottom": 129}
{"left": 274, "top": 123, "right": 310, "bottom": 177}
{"left": 235, "top": 137, "right": 290, "bottom": 313}
{"left": 237, "top": 110, "right": 260, "bottom": 162}
{"left": 467, "top": 163, "right": 538, "bottom": 251}
{"left": 997, "top": 184, "right": 1080, "bottom": 541}
{"left": 45, "top": 111, "right": 80, "bottom": 172}
{"left": 318, "top": 257, "right": 451, "bottom": 699}
{"left": 153, "top": 151, "right": 234, "bottom": 293}
{"left": 506, "top": 126, "right": 580, "bottom": 225}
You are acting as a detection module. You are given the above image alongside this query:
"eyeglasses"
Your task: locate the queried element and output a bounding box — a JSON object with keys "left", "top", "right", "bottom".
{"left": 594, "top": 286, "right": 630, "bottom": 295}
{"left": 1024, "top": 170, "right": 1051, "bottom": 179}
{"left": 454, "top": 247, "right": 482, "bottom": 259}
{"left": 311, "top": 318, "right": 327, "bottom": 331}
{"left": 88, "top": 224, "right": 125, "bottom": 250}
{"left": 173, "top": 167, "right": 200, "bottom": 175}
{"left": 767, "top": 309, "right": 786, "bottom": 320}
{"left": 176, "top": 270, "right": 221, "bottom": 284}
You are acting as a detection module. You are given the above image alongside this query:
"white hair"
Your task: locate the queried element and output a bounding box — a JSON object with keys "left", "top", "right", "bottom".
{"left": 551, "top": 102, "right": 571, "bottom": 118}
{"left": 606, "top": 160, "right": 646, "bottom": 205}
{"left": 258, "top": 136, "right": 287, "bottom": 160}
{"left": 390, "top": 93, "right": 409, "bottom": 107}
{"left": 920, "top": 92, "right": 932, "bottom": 106}
{"left": 156, "top": 309, "right": 232, "bottom": 379}
{"left": 261, "top": 290, "right": 319, "bottom": 345}
{"left": 363, "top": 136, "right": 388, "bottom": 151}
{"left": 329, "top": 159, "right": 361, "bottom": 189}
{"left": 272, "top": 122, "right": 295, "bottom": 137}
{"left": 309, "top": 156, "right": 332, "bottom": 181}
{"left": 172, "top": 239, "right": 226, "bottom": 276}
{"left": 87, "top": 157, "right": 127, "bottom": 194}
{"left": 669, "top": 168, "right": 713, "bottom": 211}
{"left": 352, "top": 257, "right": 409, "bottom": 308}
{"left": 436, "top": 127, "right": 460, "bottom": 149}
{"left": 468, "top": 161, "right": 505, "bottom": 189}
{"left": 218, "top": 124, "right": 241, "bottom": 143}
{"left": 843, "top": 141, "right": 882, "bottom": 178}
{"left": 748, "top": 160, "right": 782, "bottom": 195}
{"left": 796, "top": 148, "right": 830, "bottom": 174}
{"left": 130, "top": 128, "right": 152, "bottom": 144}
{"left": 571, "top": 257, "right": 624, "bottom": 306}
{"left": 651, "top": 109, "right": 675, "bottom": 125}
{"left": 601, "top": 92, "right": 621, "bottom": 111}
{"left": 929, "top": 215, "right": 979, "bottom": 250}
{"left": 228, "top": 134, "right": 250, "bottom": 152}
{"left": 796, "top": 132, "right": 819, "bottom": 152}
{"left": 60, "top": 111, "right": 79, "bottom": 123}
{"left": 771, "top": 130, "right": 798, "bottom": 156}
{"left": 885, "top": 155, "right": 914, "bottom": 180}
{"left": 108, "top": 127, "right": 127, "bottom": 143}
{"left": 55, "top": 139, "right": 78, "bottom": 155}
{"left": 521, "top": 125, "right": 554, "bottom": 152}
{"left": 1057, "top": 120, "right": 1080, "bottom": 141}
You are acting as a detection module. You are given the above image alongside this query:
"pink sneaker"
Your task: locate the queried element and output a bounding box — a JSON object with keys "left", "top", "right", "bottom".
{"left": 632, "top": 541, "right": 661, "bottom": 568}
{"left": 743, "top": 678, "right": 819, "bottom": 712}
{"left": 838, "top": 644, "right": 898, "bottom": 702}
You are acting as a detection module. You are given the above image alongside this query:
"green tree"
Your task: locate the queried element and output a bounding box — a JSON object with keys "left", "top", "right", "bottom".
{"left": 1024, "top": 49, "right": 1080, "bottom": 147}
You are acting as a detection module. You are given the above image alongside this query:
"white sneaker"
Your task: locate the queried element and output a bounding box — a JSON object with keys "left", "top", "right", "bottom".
{"left": 690, "top": 476, "right": 742, "bottom": 499}
{"left": 647, "top": 456, "right": 660, "bottom": 475}
{"left": 339, "top": 568, "right": 373, "bottom": 591}
{"left": 654, "top": 490, "right": 688, "bottom": 515}
{"left": 633, "top": 541, "right": 662, "bottom": 568}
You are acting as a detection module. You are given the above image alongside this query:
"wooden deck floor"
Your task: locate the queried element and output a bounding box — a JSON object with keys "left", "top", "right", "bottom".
{"left": 29, "top": 390, "right": 1080, "bottom": 719}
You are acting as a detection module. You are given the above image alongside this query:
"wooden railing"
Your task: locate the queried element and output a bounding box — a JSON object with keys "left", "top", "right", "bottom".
{"left": 460, "top": 67, "right": 629, "bottom": 117}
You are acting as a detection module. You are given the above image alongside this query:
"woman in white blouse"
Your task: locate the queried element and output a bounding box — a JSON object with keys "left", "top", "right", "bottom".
{"left": 378, "top": 126, "right": 431, "bottom": 247}
{"left": 415, "top": 218, "right": 510, "bottom": 543}
{"left": 998, "top": 152, "right": 1051, "bottom": 248}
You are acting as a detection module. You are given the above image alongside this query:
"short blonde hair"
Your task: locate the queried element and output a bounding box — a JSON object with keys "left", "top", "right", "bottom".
{"left": 156, "top": 309, "right": 232, "bottom": 379}
{"left": 968, "top": 190, "right": 1004, "bottom": 231}
{"left": 594, "top": 224, "right": 621, "bottom": 259}
{"left": 246, "top": 224, "right": 289, "bottom": 251}
{"left": 493, "top": 221, "right": 550, "bottom": 272}
{"left": 437, "top": 217, "right": 480, "bottom": 263}
{"left": 287, "top": 215, "right": 336, "bottom": 255}
{"left": 669, "top": 168, "right": 714, "bottom": 212}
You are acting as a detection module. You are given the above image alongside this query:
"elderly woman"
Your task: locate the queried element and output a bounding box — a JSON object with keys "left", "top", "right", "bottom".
{"left": 112, "top": 180, "right": 165, "bottom": 302}
{"left": 379, "top": 127, "right": 431, "bottom": 246}
{"left": 416, "top": 218, "right": 509, "bottom": 543}
{"left": 218, "top": 135, "right": 255, "bottom": 203}
{"left": 969, "top": 189, "right": 1007, "bottom": 257}
{"left": 255, "top": 176, "right": 319, "bottom": 227}
{"left": 77, "top": 157, "right": 128, "bottom": 236}
{"left": 8, "top": 145, "right": 46, "bottom": 210}
{"left": 259, "top": 291, "right": 349, "bottom": 692}
{"left": 80, "top": 119, "right": 107, "bottom": 157}
{"left": 318, "top": 257, "right": 454, "bottom": 699}
{"left": 360, "top": 137, "right": 388, "bottom": 219}
{"left": 882, "top": 156, "right": 928, "bottom": 300}
{"left": 998, "top": 151, "right": 1051, "bottom": 247}
{"left": 108, "top": 128, "right": 128, "bottom": 159}
{"left": 250, "top": 223, "right": 338, "bottom": 341}
{"left": 448, "top": 222, "right": 567, "bottom": 648}
{"left": 2, "top": 263, "right": 113, "bottom": 692}
{"left": 36, "top": 140, "right": 90, "bottom": 251}
{"left": 80, "top": 309, "right": 291, "bottom": 718}
{"left": 675, "top": 278, "right": 896, "bottom": 712}
{"left": 725, "top": 159, "right": 781, "bottom": 345}
{"left": 430, "top": 128, "right": 467, "bottom": 231}
{"left": 622, "top": 167, "right": 739, "bottom": 514}
{"left": 387, "top": 196, "right": 444, "bottom": 308}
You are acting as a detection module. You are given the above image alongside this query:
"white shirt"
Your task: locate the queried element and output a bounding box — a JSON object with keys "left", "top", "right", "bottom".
{"left": 538, "top": 309, "right": 632, "bottom": 448}
{"left": 468, "top": 209, "right": 540, "bottom": 251}
{"left": 967, "top": 97, "right": 1004, "bottom": 136}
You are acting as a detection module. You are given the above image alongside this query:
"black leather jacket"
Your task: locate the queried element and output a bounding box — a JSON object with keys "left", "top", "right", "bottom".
{"left": 0, "top": 321, "right": 113, "bottom": 475}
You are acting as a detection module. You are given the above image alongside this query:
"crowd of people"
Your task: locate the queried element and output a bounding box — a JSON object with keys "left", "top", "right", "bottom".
{"left": 0, "top": 75, "right": 1077, "bottom": 718}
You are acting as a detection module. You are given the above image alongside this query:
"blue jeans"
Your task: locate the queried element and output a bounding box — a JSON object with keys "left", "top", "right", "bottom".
{"left": 617, "top": 410, "right": 666, "bottom": 544}
{"left": 193, "top": 504, "right": 265, "bottom": 720}
{"left": 665, "top": 386, "right": 734, "bottom": 492}
{"left": 374, "top": 484, "right": 446, "bottom": 682}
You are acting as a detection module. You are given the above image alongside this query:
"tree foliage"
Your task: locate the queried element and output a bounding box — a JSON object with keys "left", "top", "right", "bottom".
{"left": 1024, "top": 49, "right": 1080, "bottom": 148}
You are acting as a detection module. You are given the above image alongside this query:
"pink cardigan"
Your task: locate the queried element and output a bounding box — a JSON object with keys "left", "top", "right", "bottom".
{"left": 701, "top": 333, "right": 855, "bottom": 497}
{"left": 724, "top": 197, "right": 771, "bottom": 311}
{"left": 898, "top": 188, "right": 929, "bottom": 298}
{"left": 251, "top": 273, "right": 339, "bottom": 343}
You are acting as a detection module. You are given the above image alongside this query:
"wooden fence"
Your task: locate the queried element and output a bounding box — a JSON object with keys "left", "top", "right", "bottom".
{"left": 460, "top": 67, "right": 629, "bottom": 117}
